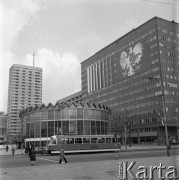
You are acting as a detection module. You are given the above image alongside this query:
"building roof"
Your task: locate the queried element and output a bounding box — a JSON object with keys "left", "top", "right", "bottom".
{"left": 19, "top": 101, "right": 110, "bottom": 116}
{"left": 57, "top": 91, "right": 82, "bottom": 104}
{"left": 10, "top": 64, "right": 42, "bottom": 70}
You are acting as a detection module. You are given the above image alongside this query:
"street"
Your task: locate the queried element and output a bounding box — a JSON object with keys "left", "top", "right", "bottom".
{"left": 0, "top": 148, "right": 179, "bottom": 180}
{"left": 0, "top": 148, "right": 178, "bottom": 169}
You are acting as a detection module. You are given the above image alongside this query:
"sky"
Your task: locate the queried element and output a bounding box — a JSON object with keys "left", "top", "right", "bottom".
{"left": 0, "top": 0, "right": 179, "bottom": 113}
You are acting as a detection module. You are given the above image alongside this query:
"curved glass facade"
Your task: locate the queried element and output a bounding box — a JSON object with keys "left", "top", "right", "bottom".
{"left": 20, "top": 102, "right": 112, "bottom": 147}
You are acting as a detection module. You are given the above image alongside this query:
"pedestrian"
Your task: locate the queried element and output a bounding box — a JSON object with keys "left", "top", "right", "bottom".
{"left": 30, "top": 146, "right": 36, "bottom": 166}
{"left": 11, "top": 145, "right": 15, "bottom": 156}
{"left": 28, "top": 144, "right": 32, "bottom": 158}
{"left": 25, "top": 146, "right": 28, "bottom": 155}
{"left": 6, "top": 145, "right": 9, "bottom": 152}
{"left": 21, "top": 144, "right": 24, "bottom": 154}
{"left": 59, "top": 146, "right": 68, "bottom": 164}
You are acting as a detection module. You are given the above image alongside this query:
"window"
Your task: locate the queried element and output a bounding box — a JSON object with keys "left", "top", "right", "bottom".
{"left": 69, "top": 109, "right": 76, "bottom": 119}
{"left": 96, "top": 121, "right": 101, "bottom": 134}
{"left": 41, "top": 111, "right": 48, "bottom": 120}
{"left": 30, "top": 123, "right": 34, "bottom": 138}
{"left": 84, "top": 120, "right": 90, "bottom": 135}
{"left": 41, "top": 121, "right": 47, "bottom": 137}
{"left": 35, "top": 122, "right": 40, "bottom": 138}
{"left": 62, "top": 121, "right": 69, "bottom": 135}
{"left": 48, "top": 110, "right": 54, "bottom": 120}
{"left": 91, "top": 121, "right": 96, "bottom": 135}
{"left": 26, "top": 123, "right": 30, "bottom": 138}
{"left": 69, "top": 120, "right": 77, "bottom": 135}
{"left": 77, "top": 120, "right": 83, "bottom": 135}
{"left": 83, "top": 138, "right": 90, "bottom": 143}
{"left": 55, "top": 121, "right": 61, "bottom": 135}
{"left": 77, "top": 109, "right": 83, "bottom": 119}
{"left": 48, "top": 121, "right": 54, "bottom": 137}
{"left": 62, "top": 109, "right": 69, "bottom": 119}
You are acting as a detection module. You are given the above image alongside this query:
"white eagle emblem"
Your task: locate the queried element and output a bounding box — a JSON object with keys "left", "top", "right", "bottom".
{"left": 120, "top": 43, "right": 143, "bottom": 76}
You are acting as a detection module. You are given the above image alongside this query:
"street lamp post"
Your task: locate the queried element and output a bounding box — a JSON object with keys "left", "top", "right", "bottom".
{"left": 147, "top": 77, "right": 170, "bottom": 156}
{"left": 123, "top": 109, "right": 127, "bottom": 151}
{"left": 56, "top": 105, "right": 61, "bottom": 144}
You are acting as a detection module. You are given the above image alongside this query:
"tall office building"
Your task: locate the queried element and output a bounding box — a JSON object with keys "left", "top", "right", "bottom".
{"left": 81, "top": 17, "right": 179, "bottom": 144}
{"left": 7, "top": 64, "right": 42, "bottom": 138}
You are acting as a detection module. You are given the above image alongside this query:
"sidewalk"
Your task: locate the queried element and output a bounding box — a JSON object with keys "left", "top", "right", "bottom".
{"left": 0, "top": 150, "right": 179, "bottom": 180}
{"left": 0, "top": 149, "right": 23, "bottom": 156}
{"left": 0, "top": 144, "right": 178, "bottom": 156}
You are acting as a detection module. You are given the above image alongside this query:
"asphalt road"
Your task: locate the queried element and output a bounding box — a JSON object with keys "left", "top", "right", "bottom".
{"left": 0, "top": 149, "right": 178, "bottom": 169}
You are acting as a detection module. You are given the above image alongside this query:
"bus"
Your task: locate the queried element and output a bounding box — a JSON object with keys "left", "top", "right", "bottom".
{"left": 47, "top": 134, "right": 121, "bottom": 154}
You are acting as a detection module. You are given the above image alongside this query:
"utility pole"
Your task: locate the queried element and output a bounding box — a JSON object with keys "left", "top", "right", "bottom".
{"left": 33, "top": 53, "right": 35, "bottom": 67}
{"left": 56, "top": 105, "right": 60, "bottom": 144}
{"left": 124, "top": 108, "right": 127, "bottom": 151}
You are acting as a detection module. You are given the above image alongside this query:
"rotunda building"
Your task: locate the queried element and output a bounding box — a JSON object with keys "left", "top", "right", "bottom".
{"left": 19, "top": 102, "right": 113, "bottom": 148}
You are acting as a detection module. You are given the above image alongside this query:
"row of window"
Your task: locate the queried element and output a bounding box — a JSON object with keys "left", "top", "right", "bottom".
{"left": 157, "top": 27, "right": 179, "bottom": 35}
{"left": 130, "top": 127, "right": 157, "bottom": 133}
{"left": 23, "top": 108, "right": 110, "bottom": 122}
{"left": 24, "top": 120, "right": 110, "bottom": 138}
{"left": 85, "top": 30, "right": 159, "bottom": 93}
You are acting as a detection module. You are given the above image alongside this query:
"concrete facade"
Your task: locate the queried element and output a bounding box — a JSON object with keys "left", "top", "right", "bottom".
{"left": 7, "top": 64, "right": 42, "bottom": 138}
{"left": 0, "top": 112, "right": 7, "bottom": 140}
{"left": 81, "top": 17, "right": 179, "bottom": 144}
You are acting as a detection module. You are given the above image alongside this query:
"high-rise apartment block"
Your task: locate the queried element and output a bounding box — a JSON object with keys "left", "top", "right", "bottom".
{"left": 0, "top": 112, "right": 8, "bottom": 140}
{"left": 7, "top": 64, "right": 42, "bottom": 138}
{"left": 81, "top": 17, "right": 179, "bottom": 144}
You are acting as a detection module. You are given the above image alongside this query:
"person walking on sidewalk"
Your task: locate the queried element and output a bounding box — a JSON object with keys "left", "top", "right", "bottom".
{"left": 30, "top": 146, "right": 36, "bottom": 166}
{"left": 59, "top": 146, "right": 67, "bottom": 164}
{"left": 11, "top": 145, "right": 15, "bottom": 156}
{"left": 6, "top": 145, "right": 9, "bottom": 152}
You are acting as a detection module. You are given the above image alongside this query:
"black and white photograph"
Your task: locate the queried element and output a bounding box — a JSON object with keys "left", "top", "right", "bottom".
{"left": 0, "top": 0, "right": 179, "bottom": 179}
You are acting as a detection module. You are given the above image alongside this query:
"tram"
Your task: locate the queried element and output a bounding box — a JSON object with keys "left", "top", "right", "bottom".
{"left": 47, "top": 134, "right": 121, "bottom": 154}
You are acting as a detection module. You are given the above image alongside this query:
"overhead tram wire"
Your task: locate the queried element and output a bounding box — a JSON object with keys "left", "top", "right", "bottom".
{"left": 142, "top": 0, "right": 179, "bottom": 6}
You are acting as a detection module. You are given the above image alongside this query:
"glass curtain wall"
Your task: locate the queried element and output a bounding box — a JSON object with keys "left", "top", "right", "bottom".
{"left": 23, "top": 106, "right": 111, "bottom": 141}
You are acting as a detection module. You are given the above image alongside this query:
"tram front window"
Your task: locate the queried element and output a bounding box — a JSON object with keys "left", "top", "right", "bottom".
{"left": 52, "top": 140, "right": 56, "bottom": 144}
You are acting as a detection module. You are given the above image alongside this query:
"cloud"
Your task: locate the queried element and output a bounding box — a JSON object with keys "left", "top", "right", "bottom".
{"left": 0, "top": 52, "right": 18, "bottom": 113}
{"left": 72, "top": 33, "right": 105, "bottom": 61}
{"left": 117, "top": 18, "right": 141, "bottom": 37}
{"left": 2, "top": 0, "right": 42, "bottom": 51}
{"left": 26, "top": 48, "right": 81, "bottom": 105}
{"left": 72, "top": 19, "right": 141, "bottom": 62}
{"left": 104, "top": 18, "right": 142, "bottom": 44}
{"left": 0, "top": 0, "right": 46, "bottom": 113}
